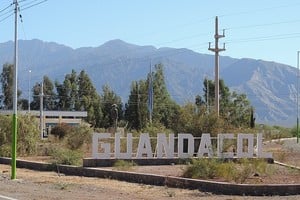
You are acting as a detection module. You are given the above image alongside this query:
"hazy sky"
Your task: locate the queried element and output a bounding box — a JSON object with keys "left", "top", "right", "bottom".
{"left": 1, "top": 0, "right": 300, "bottom": 67}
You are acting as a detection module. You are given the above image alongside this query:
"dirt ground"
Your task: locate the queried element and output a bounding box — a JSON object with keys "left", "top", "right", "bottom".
{"left": 1, "top": 164, "right": 300, "bottom": 200}
{"left": 1, "top": 138, "right": 300, "bottom": 200}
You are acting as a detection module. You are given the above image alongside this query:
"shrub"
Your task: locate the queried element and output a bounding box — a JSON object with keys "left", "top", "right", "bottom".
{"left": 141, "top": 123, "right": 172, "bottom": 138}
{"left": 49, "top": 147, "right": 83, "bottom": 166}
{"left": 230, "top": 159, "right": 269, "bottom": 183}
{"left": 183, "top": 158, "right": 270, "bottom": 184}
{"left": 50, "top": 123, "right": 73, "bottom": 139}
{"left": 183, "top": 159, "right": 219, "bottom": 179}
{"left": 0, "top": 144, "right": 11, "bottom": 157}
{"left": 18, "top": 115, "right": 40, "bottom": 155}
{"left": 113, "top": 160, "right": 137, "bottom": 171}
{"left": 65, "top": 124, "right": 92, "bottom": 150}
{"left": 216, "top": 161, "right": 237, "bottom": 181}
{"left": 0, "top": 115, "right": 39, "bottom": 156}
{"left": 235, "top": 160, "right": 253, "bottom": 183}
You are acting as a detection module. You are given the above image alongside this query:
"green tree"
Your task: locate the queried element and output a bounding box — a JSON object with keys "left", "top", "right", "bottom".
{"left": 56, "top": 70, "right": 78, "bottom": 110}
{"left": 31, "top": 82, "right": 41, "bottom": 110}
{"left": 224, "top": 92, "right": 252, "bottom": 128}
{"left": 151, "top": 64, "right": 179, "bottom": 128}
{"left": 100, "top": 84, "right": 123, "bottom": 128}
{"left": 203, "top": 78, "right": 214, "bottom": 112}
{"left": 125, "top": 63, "right": 179, "bottom": 130}
{"left": 31, "top": 76, "right": 56, "bottom": 110}
{"left": 0, "top": 63, "right": 22, "bottom": 109}
{"left": 125, "top": 81, "right": 148, "bottom": 130}
{"left": 43, "top": 76, "right": 56, "bottom": 110}
{"left": 173, "top": 102, "right": 225, "bottom": 137}
{"left": 201, "top": 78, "right": 252, "bottom": 128}
{"left": 76, "top": 70, "right": 103, "bottom": 127}
{"left": 54, "top": 69, "right": 103, "bottom": 127}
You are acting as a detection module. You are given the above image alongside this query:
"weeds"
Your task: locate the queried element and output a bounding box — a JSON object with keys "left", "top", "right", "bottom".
{"left": 274, "top": 151, "right": 287, "bottom": 162}
{"left": 113, "top": 160, "right": 137, "bottom": 171}
{"left": 183, "top": 159, "right": 219, "bottom": 179}
{"left": 49, "top": 147, "right": 83, "bottom": 166}
{"left": 183, "top": 158, "right": 270, "bottom": 183}
{"left": 54, "top": 182, "right": 72, "bottom": 190}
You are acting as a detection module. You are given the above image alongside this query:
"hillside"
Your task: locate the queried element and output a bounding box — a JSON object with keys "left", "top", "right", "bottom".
{"left": 0, "top": 39, "right": 297, "bottom": 126}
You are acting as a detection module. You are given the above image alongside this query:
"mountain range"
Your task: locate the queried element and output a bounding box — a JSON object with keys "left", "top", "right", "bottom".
{"left": 0, "top": 39, "right": 297, "bottom": 127}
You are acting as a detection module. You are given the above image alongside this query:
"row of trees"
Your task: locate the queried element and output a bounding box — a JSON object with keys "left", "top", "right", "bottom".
{"left": 0, "top": 63, "right": 254, "bottom": 134}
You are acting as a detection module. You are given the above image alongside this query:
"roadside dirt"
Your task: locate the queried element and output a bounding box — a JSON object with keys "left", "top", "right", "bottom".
{"left": 0, "top": 138, "right": 300, "bottom": 200}
{"left": 1, "top": 164, "right": 300, "bottom": 200}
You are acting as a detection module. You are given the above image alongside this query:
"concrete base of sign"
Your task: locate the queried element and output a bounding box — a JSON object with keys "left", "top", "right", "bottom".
{"left": 83, "top": 157, "right": 274, "bottom": 167}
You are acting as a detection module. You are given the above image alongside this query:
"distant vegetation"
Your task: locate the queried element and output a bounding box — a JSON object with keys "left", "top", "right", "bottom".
{"left": 0, "top": 62, "right": 255, "bottom": 131}
{"left": 0, "top": 62, "right": 295, "bottom": 163}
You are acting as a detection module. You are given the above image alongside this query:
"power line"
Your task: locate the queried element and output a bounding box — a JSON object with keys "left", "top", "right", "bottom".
{"left": 219, "top": 2, "right": 300, "bottom": 18}
{"left": 0, "top": 12, "right": 13, "bottom": 23}
{"left": 0, "top": 0, "right": 47, "bottom": 23}
{"left": 0, "top": 3, "right": 13, "bottom": 14}
{"left": 19, "top": 0, "right": 48, "bottom": 11}
{"left": 0, "top": 5, "right": 14, "bottom": 19}
{"left": 225, "top": 19, "right": 300, "bottom": 31}
{"left": 225, "top": 32, "right": 300, "bottom": 44}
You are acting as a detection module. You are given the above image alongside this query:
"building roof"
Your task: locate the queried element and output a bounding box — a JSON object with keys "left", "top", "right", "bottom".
{"left": 0, "top": 110, "right": 87, "bottom": 117}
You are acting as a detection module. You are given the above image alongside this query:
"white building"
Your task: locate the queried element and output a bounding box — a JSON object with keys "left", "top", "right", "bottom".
{"left": 0, "top": 110, "right": 87, "bottom": 137}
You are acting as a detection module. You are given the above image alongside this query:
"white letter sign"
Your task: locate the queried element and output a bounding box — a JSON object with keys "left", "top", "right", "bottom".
{"left": 157, "top": 133, "right": 174, "bottom": 158}
{"left": 257, "top": 133, "right": 272, "bottom": 158}
{"left": 237, "top": 134, "right": 254, "bottom": 158}
{"left": 92, "top": 133, "right": 111, "bottom": 159}
{"left": 91, "top": 132, "right": 273, "bottom": 159}
{"left": 136, "top": 133, "right": 153, "bottom": 158}
{"left": 178, "top": 133, "right": 194, "bottom": 158}
{"left": 115, "top": 133, "right": 132, "bottom": 159}
{"left": 217, "top": 134, "right": 234, "bottom": 158}
{"left": 197, "top": 133, "right": 213, "bottom": 158}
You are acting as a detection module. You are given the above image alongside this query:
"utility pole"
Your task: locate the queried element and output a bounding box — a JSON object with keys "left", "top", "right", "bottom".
{"left": 136, "top": 82, "right": 141, "bottom": 129}
{"left": 28, "top": 69, "right": 31, "bottom": 113}
{"left": 40, "top": 81, "right": 44, "bottom": 139}
{"left": 148, "top": 62, "right": 153, "bottom": 124}
{"left": 208, "top": 16, "right": 225, "bottom": 116}
{"left": 206, "top": 75, "right": 209, "bottom": 114}
{"left": 297, "top": 51, "right": 300, "bottom": 143}
{"left": 11, "top": 0, "right": 18, "bottom": 180}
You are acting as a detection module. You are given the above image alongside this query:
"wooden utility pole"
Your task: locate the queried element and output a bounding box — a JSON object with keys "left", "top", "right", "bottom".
{"left": 208, "top": 16, "right": 225, "bottom": 116}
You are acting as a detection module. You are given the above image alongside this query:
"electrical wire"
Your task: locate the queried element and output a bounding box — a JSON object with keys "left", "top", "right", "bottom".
{"left": 0, "top": 12, "right": 13, "bottom": 23}
{"left": 225, "top": 32, "right": 300, "bottom": 44}
{"left": 219, "top": 2, "right": 300, "bottom": 18}
{"left": 225, "top": 19, "right": 300, "bottom": 31}
{"left": 0, "top": 3, "right": 13, "bottom": 14}
{"left": 0, "top": 0, "right": 47, "bottom": 23}
{"left": 19, "top": 0, "right": 47, "bottom": 11}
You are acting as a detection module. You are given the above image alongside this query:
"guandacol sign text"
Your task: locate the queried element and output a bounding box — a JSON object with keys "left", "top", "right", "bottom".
{"left": 92, "top": 133, "right": 272, "bottom": 159}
